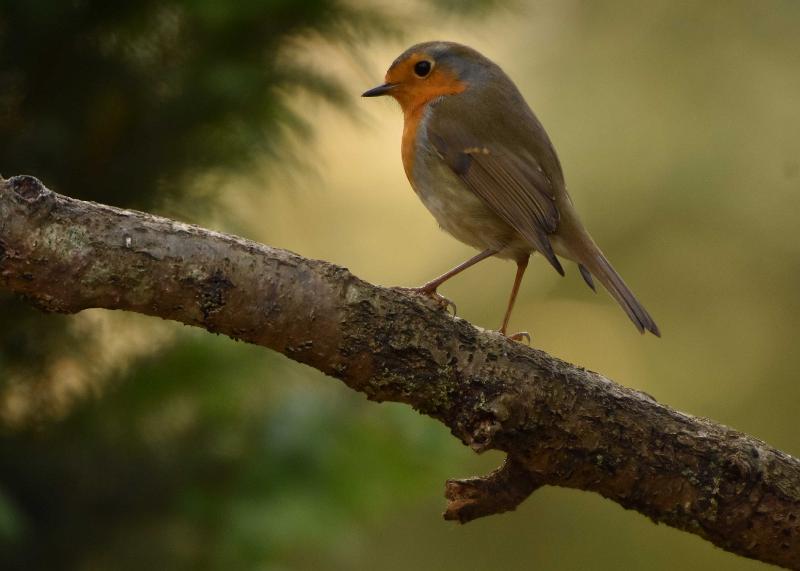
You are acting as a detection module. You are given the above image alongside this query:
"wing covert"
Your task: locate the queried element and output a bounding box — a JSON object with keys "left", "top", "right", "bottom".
{"left": 428, "top": 121, "right": 564, "bottom": 274}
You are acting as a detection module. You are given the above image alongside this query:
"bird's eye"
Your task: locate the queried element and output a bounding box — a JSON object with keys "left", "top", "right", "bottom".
{"left": 413, "top": 60, "right": 432, "bottom": 78}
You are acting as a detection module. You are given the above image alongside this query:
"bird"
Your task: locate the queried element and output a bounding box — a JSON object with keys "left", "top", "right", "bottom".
{"left": 362, "top": 41, "right": 659, "bottom": 339}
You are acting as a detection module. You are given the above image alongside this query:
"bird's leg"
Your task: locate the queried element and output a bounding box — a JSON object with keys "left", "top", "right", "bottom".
{"left": 499, "top": 256, "right": 530, "bottom": 342}
{"left": 399, "top": 248, "right": 498, "bottom": 314}
{"left": 416, "top": 248, "right": 498, "bottom": 293}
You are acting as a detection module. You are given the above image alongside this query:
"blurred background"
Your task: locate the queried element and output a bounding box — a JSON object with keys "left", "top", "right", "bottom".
{"left": 1, "top": 0, "right": 799, "bottom": 569}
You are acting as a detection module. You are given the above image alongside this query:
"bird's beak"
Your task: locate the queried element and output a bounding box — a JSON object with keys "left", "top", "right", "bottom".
{"left": 361, "top": 83, "right": 396, "bottom": 97}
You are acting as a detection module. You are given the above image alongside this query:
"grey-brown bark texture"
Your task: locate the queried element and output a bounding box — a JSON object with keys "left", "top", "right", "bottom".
{"left": 1, "top": 175, "right": 799, "bottom": 569}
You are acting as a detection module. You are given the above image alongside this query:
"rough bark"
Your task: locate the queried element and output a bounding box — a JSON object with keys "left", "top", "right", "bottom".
{"left": 1, "top": 175, "right": 799, "bottom": 569}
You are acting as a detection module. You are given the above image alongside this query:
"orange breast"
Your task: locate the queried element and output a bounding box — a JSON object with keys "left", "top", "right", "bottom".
{"left": 401, "top": 106, "right": 425, "bottom": 188}
{"left": 395, "top": 72, "right": 467, "bottom": 191}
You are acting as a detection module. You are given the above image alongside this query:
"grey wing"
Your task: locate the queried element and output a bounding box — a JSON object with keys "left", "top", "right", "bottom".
{"left": 427, "top": 116, "right": 564, "bottom": 275}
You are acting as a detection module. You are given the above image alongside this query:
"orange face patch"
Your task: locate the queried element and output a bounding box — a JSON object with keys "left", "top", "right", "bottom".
{"left": 385, "top": 52, "right": 467, "bottom": 116}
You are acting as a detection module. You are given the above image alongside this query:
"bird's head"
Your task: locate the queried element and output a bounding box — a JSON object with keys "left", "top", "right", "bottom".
{"left": 362, "top": 41, "right": 488, "bottom": 112}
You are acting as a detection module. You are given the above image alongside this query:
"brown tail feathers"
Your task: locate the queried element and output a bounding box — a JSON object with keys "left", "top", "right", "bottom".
{"left": 580, "top": 247, "right": 660, "bottom": 337}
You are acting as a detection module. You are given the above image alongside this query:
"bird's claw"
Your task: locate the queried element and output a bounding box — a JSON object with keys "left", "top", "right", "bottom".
{"left": 394, "top": 286, "right": 457, "bottom": 316}
{"left": 505, "top": 331, "right": 531, "bottom": 345}
{"left": 429, "top": 292, "right": 457, "bottom": 316}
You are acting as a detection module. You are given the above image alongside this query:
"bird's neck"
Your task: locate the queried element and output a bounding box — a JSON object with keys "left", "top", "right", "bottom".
{"left": 398, "top": 83, "right": 468, "bottom": 186}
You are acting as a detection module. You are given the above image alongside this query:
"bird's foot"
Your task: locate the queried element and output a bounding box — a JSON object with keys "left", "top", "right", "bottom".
{"left": 394, "top": 285, "right": 457, "bottom": 316}
{"left": 500, "top": 330, "right": 531, "bottom": 345}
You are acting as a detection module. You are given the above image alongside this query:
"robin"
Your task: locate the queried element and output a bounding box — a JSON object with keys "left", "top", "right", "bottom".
{"left": 363, "top": 41, "right": 659, "bottom": 338}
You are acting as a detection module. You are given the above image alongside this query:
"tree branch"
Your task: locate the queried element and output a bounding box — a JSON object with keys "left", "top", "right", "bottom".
{"left": 1, "top": 175, "right": 799, "bottom": 569}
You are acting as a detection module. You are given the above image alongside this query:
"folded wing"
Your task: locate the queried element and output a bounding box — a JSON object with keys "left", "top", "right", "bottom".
{"left": 427, "top": 114, "right": 564, "bottom": 274}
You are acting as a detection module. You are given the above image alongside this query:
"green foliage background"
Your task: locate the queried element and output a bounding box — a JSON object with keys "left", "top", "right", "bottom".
{"left": 2, "top": 1, "right": 800, "bottom": 569}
